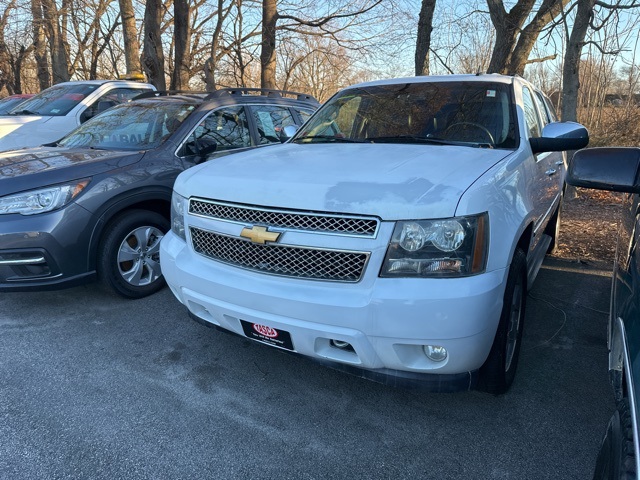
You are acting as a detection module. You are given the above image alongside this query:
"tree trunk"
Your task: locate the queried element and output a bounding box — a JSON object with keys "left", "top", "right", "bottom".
{"left": 40, "top": 0, "right": 70, "bottom": 83}
{"left": 561, "top": 0, "right": 595, "bottom": 122}
{"left": 119, "top": 0, "right": 143, "bottom": 77}
{"left": 31, "top": 0, "right": 51, "bottom": 90}
{"left": 260, "top": 0, "right": 278, "bottom": 89}
{"left": 171, "top": 0, "right": 191, "bottom": 90}
{"left": 142, "top": 0, "right": 166, "bottom": 90}
{"left": 415, "top": 0, "right": 436, "bottom": 76}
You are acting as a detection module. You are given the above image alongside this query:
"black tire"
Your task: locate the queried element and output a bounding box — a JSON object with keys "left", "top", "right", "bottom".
{"left": 593, "top": 397, "right": 636, "bottom": 480}
{"left": 97, "top": 209, "right": 169, "bottom": 299}
{"left": 478, "top": 248, "right": 527, "bottom": 394}
{"left": 545, "top": 201, "right": 562, "bottom": 255}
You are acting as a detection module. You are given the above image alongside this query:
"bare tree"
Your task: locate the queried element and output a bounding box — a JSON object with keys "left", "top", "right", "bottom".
{"left": 415, "top": 0, "right": 437, "bottom": 75}
{"left": 171, "top": 0, "right": 191, "bottom": 89}
{"left": 118, "top": 0, "right": 143, "bottom": 77}
{"left": 487, "top": 0, "right": 570, "bottom": 75}
{"left": 258, "top": 0, "right": 384, "bottom": 89}
{"left": 31, "top": 0, "right": 51, "bottom": 89}
{"left": 142, "top": 0, "right": 166, "bottom": 89}
{"left": 41, "top": 0, "right": 71, "bottom": 82}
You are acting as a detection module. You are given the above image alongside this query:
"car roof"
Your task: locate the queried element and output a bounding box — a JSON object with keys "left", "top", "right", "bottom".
{"left": 133, "top": 88, "right": 320, "bottom": 108}
{"left": 349, "top": 73, "right": 517, "bottom": 90}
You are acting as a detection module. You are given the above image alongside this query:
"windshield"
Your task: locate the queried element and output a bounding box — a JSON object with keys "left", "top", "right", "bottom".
{"left": 0, "top": 96, "right": 32, "bottom": 115}
{"left": 9, "top": 84, "right": 101, "bottom": 116}
{"left": 58, "top": 101, "right": 196, "bottom": 151}
{"left": 295, "top": 81, "right": 517, "bottom": 149}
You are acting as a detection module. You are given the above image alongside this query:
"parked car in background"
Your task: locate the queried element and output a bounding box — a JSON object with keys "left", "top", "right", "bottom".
{"left": 160, "top": 74, "right": 588, "bottom": 394}
{"left": 0, "top": 80, "right": 155, "bottom": 151}
{"left": 566, "top": 147, "right": 640, "bottom": 479}
{"left": 0, "top": 94, "right": 35, "bottom": 116}
{"left": 0, "top": 88, "right": 319, "bottom": 298}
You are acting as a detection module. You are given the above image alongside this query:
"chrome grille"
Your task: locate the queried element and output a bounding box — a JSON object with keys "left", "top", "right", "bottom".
{"left": 190, "top": 227, "right": 368, "bottom": 282}
{"left": 189, "top": 199, "right": 378, "bottom": 237}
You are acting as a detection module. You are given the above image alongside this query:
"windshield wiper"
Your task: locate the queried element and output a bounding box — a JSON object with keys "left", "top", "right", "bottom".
{"left": 11, "top": 109, "right": 39, "bottom": 116}
{"left": 293, "top": 135, "right": 365, "bottom": 144}
{"left": 366, "top": 135, "right": 454, "bottom": 145}
{"left": 367, "top": 135, "right": 494, "bottom": 149}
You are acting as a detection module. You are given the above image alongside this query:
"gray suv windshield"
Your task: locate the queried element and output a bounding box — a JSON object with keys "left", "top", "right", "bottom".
{"left": 59, "top": 102, "right": 196, "bottom": 150}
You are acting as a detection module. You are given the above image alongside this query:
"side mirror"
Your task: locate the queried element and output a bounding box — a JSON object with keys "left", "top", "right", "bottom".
{"left": 567, "top": 147, "right": 640, "bottom": 193}
{"left": 530, "top": 121, "right": 589, "bottom": 154}
{"left": 281, "top": 125, "right": 299, "bottom": 142}
{"left": 185, "top": 138, "right": 217, "bottom": 164}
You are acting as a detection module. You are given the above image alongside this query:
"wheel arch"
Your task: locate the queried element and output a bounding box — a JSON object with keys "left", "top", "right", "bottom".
{"left": 86, "top": 189, "right": 171, "bottom": 271}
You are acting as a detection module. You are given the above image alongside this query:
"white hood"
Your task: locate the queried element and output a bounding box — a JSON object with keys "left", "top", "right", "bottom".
{"left": 176, "top": 143, "right": 512, "bottom": 220}
{"left": 0, "top": 116, "right": 59, "bottom": 151}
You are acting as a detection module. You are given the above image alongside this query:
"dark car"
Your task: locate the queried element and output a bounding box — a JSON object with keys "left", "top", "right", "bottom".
{"left": 0, "top": 94, "right": 35, "bottom": 115}
{"left": 0, "top": 88, "right": 319, "bottom": 298}
{"left": 566, "top": 147, "right": 640, "bottom": 478}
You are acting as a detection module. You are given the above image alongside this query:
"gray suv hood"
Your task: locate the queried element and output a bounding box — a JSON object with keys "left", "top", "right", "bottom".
{"left": 0, "top": 147, "right": 143, "bottom": 196}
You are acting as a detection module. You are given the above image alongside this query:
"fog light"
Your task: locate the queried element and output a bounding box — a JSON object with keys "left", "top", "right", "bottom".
{"left": 330, "top": 339, "right": 352, "bottom": 350}
{"left": 423, "top": 345, "right": 447, "bottom": 362}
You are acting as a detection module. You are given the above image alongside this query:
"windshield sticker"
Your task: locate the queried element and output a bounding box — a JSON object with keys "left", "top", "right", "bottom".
{"left": 486, "top": 90, "right": 496, "bottom": 98}
{"left": 51, "top": 109, "right": 60, "bottom": 113}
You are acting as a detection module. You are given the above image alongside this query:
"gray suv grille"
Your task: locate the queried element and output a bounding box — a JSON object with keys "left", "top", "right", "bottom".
{"left": 190, "top": 227, "right": 368, "bottom": 282}
{"left": 189, "top": 199, "right": 378, "bottom": 237}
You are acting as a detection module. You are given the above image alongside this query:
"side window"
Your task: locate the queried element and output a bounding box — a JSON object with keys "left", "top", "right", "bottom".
{"left": 522, "top": 87, "right": 541, "bottom": 138}
{"left": 252, "top": 105, "right": 297, "bottom": 144}
{"left": 534, "top": 91, "right": 552, "bottom": 126}
{"left": 185, "top": 106, "right": 251, "bottom": 155}
{"left": 294, "top": 107, "right": 313, "bottom": 124}
{"left": 81, "top": 87, "right": 152, "bottom": 123}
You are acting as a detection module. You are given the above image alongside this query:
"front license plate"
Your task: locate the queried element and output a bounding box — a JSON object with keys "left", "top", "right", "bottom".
{"left": 240, "top": 320, "right": 294, "bottom": 351}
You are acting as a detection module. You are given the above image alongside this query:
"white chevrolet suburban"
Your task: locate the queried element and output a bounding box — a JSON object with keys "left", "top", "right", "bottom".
{"left": 0, "top": 79, "right": 155, "bottom": 151}
{"left": 160, "top": 74, "right": 589, "bottom": 394}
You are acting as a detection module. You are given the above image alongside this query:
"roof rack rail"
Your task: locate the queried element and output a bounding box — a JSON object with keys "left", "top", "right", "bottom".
{"left": 132, "top": 90, "right": 207, "bottom": 101}
{"left": 204, "top": 87, "right": 318, "bottom": 103}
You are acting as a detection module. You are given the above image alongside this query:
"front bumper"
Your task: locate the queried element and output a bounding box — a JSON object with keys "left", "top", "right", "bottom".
{"left": 161, "top": 231, "right": 509, "bottom": 391}
{"left": 0, "top": 204, "right": 97, "bottom": 291}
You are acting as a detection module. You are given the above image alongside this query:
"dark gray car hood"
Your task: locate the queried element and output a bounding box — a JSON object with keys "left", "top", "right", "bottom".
{"left": 0, "top": 147, "right": 144, "bottom": 196}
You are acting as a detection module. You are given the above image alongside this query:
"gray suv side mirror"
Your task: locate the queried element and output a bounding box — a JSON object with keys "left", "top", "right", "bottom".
{"left": 530, "top": 122, "right": 589, "bottom": 154}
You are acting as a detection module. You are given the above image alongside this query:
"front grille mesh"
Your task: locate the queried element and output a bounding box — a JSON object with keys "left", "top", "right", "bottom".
{"left": 189, "top": 199, "right": 378, "bottom": 236}
{"left": 190, "top": 227, "right": 368, "bottom": 282}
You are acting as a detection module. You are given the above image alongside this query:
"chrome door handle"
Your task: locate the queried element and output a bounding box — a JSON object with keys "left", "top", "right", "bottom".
{"left": 555, "top": 161, "right": 564, "bottom": 165}
{"left": 545, "top": 169, "right": 557, "bottom": 176}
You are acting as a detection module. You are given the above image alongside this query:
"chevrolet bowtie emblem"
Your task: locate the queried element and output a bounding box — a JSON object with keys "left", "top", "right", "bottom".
{"left": 240, "top": 226, "right": 281, "bottom": 245}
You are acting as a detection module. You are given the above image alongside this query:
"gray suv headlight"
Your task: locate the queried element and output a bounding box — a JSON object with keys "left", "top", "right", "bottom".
{"left": 171, "top": 191, "right": 187, "bottom": 241}
{"left": 380, "top": 213, "right": 489, "bottom": 277}
{"left": 0, "top": 180, "right": 90, "bottom": 215}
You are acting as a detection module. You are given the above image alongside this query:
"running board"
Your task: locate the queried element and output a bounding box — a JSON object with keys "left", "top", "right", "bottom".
{"left": 527, "top": 234, "right": 551, "bottom": 290}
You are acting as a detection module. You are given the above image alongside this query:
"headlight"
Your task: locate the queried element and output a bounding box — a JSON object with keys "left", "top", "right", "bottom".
{"left": 171, "top": 191, "right": 187, "bottom": 241}
{"left": 0, "top": 179, "right": 90, "bottom": 215}
{"left": 380, "top": 213, "right": 488, "bottom": 277}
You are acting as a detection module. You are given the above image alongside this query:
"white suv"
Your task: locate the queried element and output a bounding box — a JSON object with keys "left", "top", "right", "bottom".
{"left": 0, "top": 79, "right": 155, "bottom": 151}
{"left": 160, "top": 74, "right": 589, "bottom": 394}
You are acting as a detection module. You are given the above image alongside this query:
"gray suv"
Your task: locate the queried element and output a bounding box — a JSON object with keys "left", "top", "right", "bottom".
{"left": 0, "top": 88, "right": 319, "bottom": 298}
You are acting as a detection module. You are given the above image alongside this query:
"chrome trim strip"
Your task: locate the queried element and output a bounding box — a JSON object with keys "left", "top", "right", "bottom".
{"left": 189, "top": 198, "right": 381, "bottom": 239}
{"left": 0, "top": 256, "right": 46, "bottom": 266}
{"left": 619, "top": 317, "right": 640, "bottom": 475}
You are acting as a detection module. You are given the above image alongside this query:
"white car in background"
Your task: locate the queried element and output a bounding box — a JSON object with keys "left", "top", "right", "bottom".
{"left": 0, "top": 79, "right": 155, "bottom": 151}
{"left": 160, "top": 74, "right": 589, "bottom": 394}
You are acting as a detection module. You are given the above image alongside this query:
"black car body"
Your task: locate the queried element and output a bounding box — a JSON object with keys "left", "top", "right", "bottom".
{"left": 567, "top": 147, "right": 640, "bottom": 478}
{"left": 0, "top": 88, "right": 319, "bottom": 298}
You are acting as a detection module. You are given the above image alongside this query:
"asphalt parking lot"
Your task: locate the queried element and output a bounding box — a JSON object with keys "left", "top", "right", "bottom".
{"left": 0, "top": 256, "right": 614, "bottom": 479}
